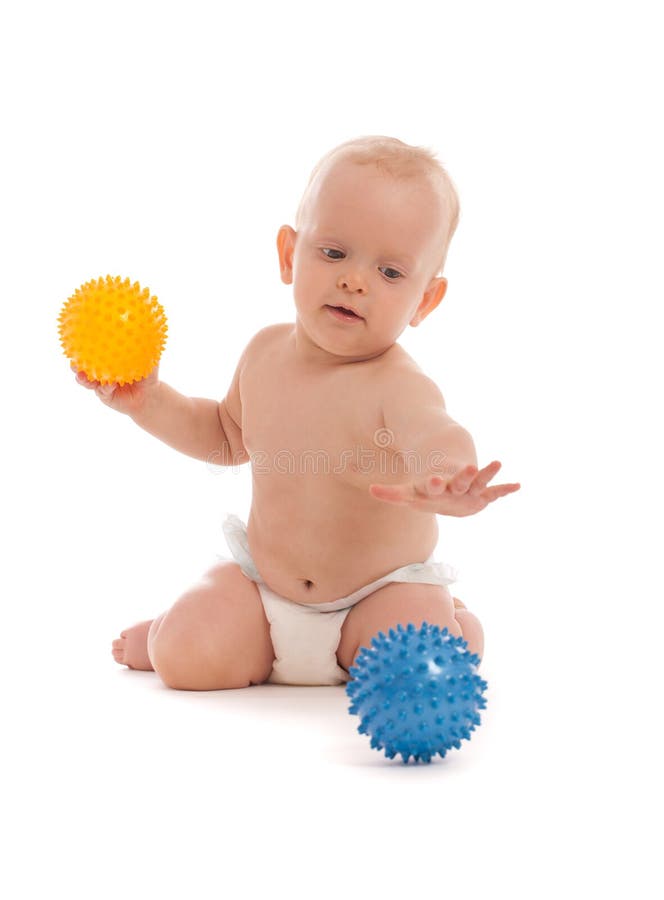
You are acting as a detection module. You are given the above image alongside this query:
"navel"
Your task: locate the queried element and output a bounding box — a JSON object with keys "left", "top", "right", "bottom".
{"left": 302, "top": 579, "right": 314, "bottom": 589}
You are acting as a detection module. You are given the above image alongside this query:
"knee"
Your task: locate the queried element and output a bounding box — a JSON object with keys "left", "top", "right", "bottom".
{"left": 145, "top": 565, "right": 274, "bottom": 690}
{"left": 150, "top": 637, "right": 253, "bottom": 691}
{"left": 338, "top": 584, "right": 462, "bottom": 672}
{"left": 148, "top": 613, "right": 253, "bottom": 691}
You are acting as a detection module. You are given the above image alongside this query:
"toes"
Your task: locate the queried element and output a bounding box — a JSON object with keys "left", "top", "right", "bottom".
{"left": 112, "top": 637, "right": 126, "bottom": 664}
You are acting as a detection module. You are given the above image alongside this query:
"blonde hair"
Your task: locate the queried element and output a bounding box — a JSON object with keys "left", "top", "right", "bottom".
{"left": 295, "top": 135, "right": 461, "bottom": 276}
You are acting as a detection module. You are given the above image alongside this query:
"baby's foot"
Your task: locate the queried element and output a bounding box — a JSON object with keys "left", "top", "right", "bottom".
{"left": 112, "top": 619, "right": 154, "bottom": 671}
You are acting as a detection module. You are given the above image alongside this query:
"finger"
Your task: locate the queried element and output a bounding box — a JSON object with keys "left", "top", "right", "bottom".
{"left": 481, "top": 482, "right": 521, "bottom": 502}
{"left": 425, "top": 475, "right": 446, "bottom": 495}
{"left": 95, "top": 383, "right": 117, "bottom": 401}
{"left": 411, "top": 476, "right": 442, "bottom": 498}
{"left": 369, "top": 484, "right": 412, "bottom": 505}
{"left": 75, "top": 371, "right": 99, "bottom": 389}
{"left": 469, "top": 460, "right": 502, "bottom": 495}
{"left": 449, "top": 465, "right": 478, "bottom": 494}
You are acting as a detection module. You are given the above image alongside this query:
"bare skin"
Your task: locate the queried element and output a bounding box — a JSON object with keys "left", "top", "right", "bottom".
{"left": 114, "top": 596, "right": 473, "bottom": 673}
{"left": 112, "top": 619, "right": 153, "bottom": 670}
{"left": 77, "top": 154, "right": 520, "bottom": 689}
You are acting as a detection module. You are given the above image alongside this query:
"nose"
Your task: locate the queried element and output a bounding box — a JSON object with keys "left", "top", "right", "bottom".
{"left": 336, "top": 270, "right": 367, "bottom": 295}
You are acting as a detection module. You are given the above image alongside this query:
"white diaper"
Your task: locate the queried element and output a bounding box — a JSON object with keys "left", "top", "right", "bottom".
{"left": 220, "top": 513, "right": 458, "bottom": 686}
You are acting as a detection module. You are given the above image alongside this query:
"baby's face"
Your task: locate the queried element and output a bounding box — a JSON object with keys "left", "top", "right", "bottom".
{"left": 278, "top": 158, "right": 450, "bottom": 361}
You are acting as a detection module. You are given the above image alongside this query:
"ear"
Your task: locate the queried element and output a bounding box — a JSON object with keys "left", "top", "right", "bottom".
{"left": 410, "top": 277, "right": 448, "bottom": 327}
{"left": 277, "top": 225, "right": 296, "bottom": 285}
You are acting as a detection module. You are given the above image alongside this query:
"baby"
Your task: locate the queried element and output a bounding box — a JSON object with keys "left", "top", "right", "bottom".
{"left": 75, "top": 135, "right": 520, "bottom": 689}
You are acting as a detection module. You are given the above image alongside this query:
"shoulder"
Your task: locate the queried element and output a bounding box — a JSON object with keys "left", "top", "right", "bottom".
{"left": 221, "top": 324, "right": 292, "bottom": 427}
{"left": 243, "top": 322, "right": 293, "bottom": 361}
{"left": 255, "top": 321, "right": 294, "bottom": 341}
{"left": 381, "top": 351, "right": 447, "bottom": 411}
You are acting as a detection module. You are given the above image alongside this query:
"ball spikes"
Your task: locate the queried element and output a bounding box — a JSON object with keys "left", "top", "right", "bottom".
{"left": 347, "top": 622, "right": 488, "bottom": 764}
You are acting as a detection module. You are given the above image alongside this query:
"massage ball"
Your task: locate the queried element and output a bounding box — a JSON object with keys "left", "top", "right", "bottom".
{"left": 346, "top": 623, "right": 488, "bottom": 764}
{"left": 58, "top": 275, "right": 167, "bottom": 385}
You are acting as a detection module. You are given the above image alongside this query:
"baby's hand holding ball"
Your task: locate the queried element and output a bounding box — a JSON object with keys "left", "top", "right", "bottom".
{"left": 59, "top": 275, "right": 167, "bottom": 386}
{"left": 71, "top": 361, "right": 160, "bottom": 416}
{"left": 60, "top": 274, "right": 167, "bottom": 415}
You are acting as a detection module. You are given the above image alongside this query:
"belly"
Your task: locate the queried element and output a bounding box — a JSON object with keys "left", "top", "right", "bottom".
{"left": 246, "top": 484, "right": 439, "bottom": 604}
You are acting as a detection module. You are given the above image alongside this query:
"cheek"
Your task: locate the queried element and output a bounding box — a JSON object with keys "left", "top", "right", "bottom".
{"left": 294, "top": 259, "right": 326, "bottom": 290}
{"left": 292, "top": 264, "right": 322, "bottom": 307}
{"left": 381, "top": 295, "right": 414, "bottom": 328}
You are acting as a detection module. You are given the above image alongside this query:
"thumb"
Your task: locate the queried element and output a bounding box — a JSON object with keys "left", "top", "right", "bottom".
{"left": 95, "top": 383, "right": 117, "bottom": 402}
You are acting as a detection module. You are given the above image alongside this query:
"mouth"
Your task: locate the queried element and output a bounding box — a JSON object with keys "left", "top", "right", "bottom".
{"left": 325, "top": 304, "right": 364, "bottom": 321}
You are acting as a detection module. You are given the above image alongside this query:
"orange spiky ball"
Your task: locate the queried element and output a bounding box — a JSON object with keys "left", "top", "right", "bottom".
{"left": 58, "top": 275, "right": 168, "bottom": 385}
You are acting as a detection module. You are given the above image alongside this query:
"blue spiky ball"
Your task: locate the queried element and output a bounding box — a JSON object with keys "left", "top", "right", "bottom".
{"left": 346, "top": 623, "right": 488, "bottom": 764}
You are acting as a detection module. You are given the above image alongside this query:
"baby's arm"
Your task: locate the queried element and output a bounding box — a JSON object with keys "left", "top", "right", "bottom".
{"left": 129, "top": 378, "right": 247, "bottom": 466}
{"left": 74, "top": 335, "right": 253, "bottom": 467}
{"left": 382, "top": 371, "right": 477, "bottom": 477}
{"left": 370, "top": 371, "right": 520, "bottom": 515}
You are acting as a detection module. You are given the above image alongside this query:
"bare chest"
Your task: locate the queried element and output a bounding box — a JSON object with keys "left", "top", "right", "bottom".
{"left": 235, "top": 328, "right": 438, "bottom": 604}
{"left": 242, "top": 342, "right": 387, "bottom": 487}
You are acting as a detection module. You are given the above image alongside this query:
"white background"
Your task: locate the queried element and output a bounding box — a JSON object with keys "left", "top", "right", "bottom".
{"left": 1, "top": 0, "right": 661, "bottom": 897}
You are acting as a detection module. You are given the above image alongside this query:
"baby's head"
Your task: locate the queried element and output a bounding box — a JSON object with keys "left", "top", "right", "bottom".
{"left": 278, "top": 135, "right": 460, "bottom": 360}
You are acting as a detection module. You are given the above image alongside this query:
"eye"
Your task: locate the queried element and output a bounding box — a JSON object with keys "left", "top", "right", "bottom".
{"left": 321, "top": 248, "right": 344, "bottom": 260}
{"left": 379, "top": 267, "right": 402, "bottom": 280}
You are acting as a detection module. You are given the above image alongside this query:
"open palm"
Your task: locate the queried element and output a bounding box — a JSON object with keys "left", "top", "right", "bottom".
{"left": 369, "top": 461, "right": 520, "bottom": 517}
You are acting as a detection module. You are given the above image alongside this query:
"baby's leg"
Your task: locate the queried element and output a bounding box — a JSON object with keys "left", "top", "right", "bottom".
{"left": 111, "top": 562, "right": 275, "bottom": 690}
{"left": 450, "top": 596, "right": 484, "bottom": 659}
{"left": 336, "top": 583, "right": 484, "bottom": 674}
